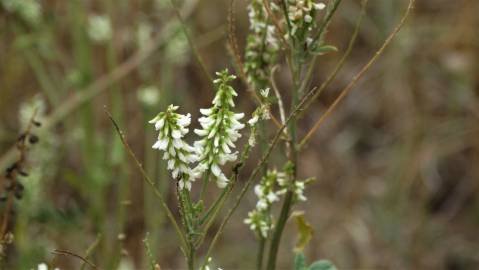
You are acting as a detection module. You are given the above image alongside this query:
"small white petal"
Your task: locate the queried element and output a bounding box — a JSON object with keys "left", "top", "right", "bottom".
{"left": 211, "top": 164, "right": 221, "bottom": 177}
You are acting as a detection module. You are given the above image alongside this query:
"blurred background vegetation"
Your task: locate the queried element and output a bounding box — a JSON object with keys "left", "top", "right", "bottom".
{"left": 0, "top": 0, "right": 478, "bottom": 269}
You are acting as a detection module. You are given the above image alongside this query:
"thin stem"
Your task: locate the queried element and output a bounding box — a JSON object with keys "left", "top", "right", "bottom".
{"left": 280, "top": 0, "right": 292, "bottom": 36}
{"left": 299, "top": 0, "right": 369, "bottom": 117}
{"left": 266, "top": 41, "right": 302, "bottom": 270}
{"left": 80, "top": 234, "right": 102, "bottom": 270}
{"left": 312, "top": 0, "right": 344, "bottom": 45}
{"left": 52, "top": 249, "right": 102, "bottom": 270}
{"left": 299, "top": 0, "right": 413, "bottom": 148}
{"left": 168, "top": 0, "right": 213, "bottom": 85}
{"left": 256, "top": 237, "right": 266, "bottom": 270}
{"left": 105, "top": 109, "right": 188, "bottom": 252}
{"left": 187, "top": 245, "right": 195, "bottom": 270}
{"left": 266, "top": 191, "right": 293, "bottom": 270}
{"left": 199, "top": 172, "right": 210, "bottom": 203}
{"left": 270, "top": 66, "right": 287, "bottom": 126}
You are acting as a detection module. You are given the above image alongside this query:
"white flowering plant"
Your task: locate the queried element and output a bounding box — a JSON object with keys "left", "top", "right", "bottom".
{"left": 109, "top": 1, "right": 348, "bottom": 269}
{"left": 106, "top": 0, "right": 414, "bottom": 268}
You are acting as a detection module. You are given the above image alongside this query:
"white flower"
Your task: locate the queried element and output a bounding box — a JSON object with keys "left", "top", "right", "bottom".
{"left": 260, "top": 88, "right": 270, "bottom": 98}
{"left": 294, "top": 181, "right": 307, "bottom": 201}
{"left": 150, "top": 105, "right": 197, "bottom": 190}
{"left": 287, "top": 0, "right": 327, "bottom": 46}
{"left": 314, "top": 2, "right": 326, "bottom": 10}
{"left": 87, "top": 15, "right": 112, "bottom": 43}
{"left": 247, "top": 101, "right": 271, "bottom": 147}
{"left": 137, "top": 85, "right": 160, "bottom": 107}
{"left": 193, "top": 69, "right": 245, "bottom": 188}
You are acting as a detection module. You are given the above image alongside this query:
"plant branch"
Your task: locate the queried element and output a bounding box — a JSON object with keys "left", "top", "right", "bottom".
{"left": 105, "top": 109, "right": 188, "bottom": 252}
{"left": 53, "top": 249, "right": 102, "bottom": 270}
{"left": 299, "top": 0, "right": 415, "bottom": 148}
{"left": 299, "top": 0, "right": 369, "bottom": 118}
{"left": 168, "top": 0, "right": 213, "bottom": 84}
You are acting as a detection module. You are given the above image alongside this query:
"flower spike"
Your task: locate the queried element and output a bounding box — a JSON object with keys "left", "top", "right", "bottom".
{"left": 150, "top": 105, "right": 197, "bottom": 190}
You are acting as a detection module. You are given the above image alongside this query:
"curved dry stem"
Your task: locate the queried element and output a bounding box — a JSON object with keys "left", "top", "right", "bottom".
{"left": 105, "top": 109, "right": 188, "bottom": 252}
{"left": 299, "top": 0, "right": 415, "bottom": 148}
{"left": 299, "top": 0, "right": 369, "bottom": 119}
{"left": 168, "top": 0, "right": 213, "bottom": 85}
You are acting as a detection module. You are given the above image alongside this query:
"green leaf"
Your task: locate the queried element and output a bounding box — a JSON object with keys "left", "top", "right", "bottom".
{"left": 293, "top": 211, "right": 314, "bottom": 252}
{"left": 294, "top": 253, "right": 307, "bottom": 270}
{"left": 311, "top": 45, "right": 338, "bottom": 55}
{"left": 309, "top": 260, "right": 337, "bottom": 270}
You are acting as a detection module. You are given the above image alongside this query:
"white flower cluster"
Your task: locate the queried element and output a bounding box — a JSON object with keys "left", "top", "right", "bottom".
{"left": 287, "top": 0, "right": 326, "bottom": 46}
{"left": 88, "top": 15, "right": 112, "bottom": 43}
{"left": 193, "top": 70, "right": 245, "bottom": 188}
{"left": 244, "top": 164, "right": 311, "bottom": 238}
{"left": 150, "top": 105, "right": 197, "bottom": 190}
{"left": 293, "top": 181, "right": 307, "bottom": 202}
{"left": 247, "top": 88, "right": 271, "bottom": 147}
{"left": 244, "top": 0, "right": 279, "bottom": 89}
{"left": 244, "top": 170, "right": 287, "bottom": 238}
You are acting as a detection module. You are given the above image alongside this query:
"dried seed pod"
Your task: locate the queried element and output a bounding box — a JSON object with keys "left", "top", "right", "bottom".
{"left": 16, "top": 183, "right": 24, "bottom": 191}
{"left": 28, "top": 134, "right": 39, "bottom": 144}
{"left": 14, "top": 190, "right": 23, "bottom": 200}
{"left": 33, "top": 120, "right": 42, "bottom": 127}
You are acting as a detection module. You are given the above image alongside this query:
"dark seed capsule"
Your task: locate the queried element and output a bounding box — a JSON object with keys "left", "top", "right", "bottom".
{"left": 29, "top": 135, "right": 39, "bottom": 144}
{"left": 33, "top": 120, "right": 42, "bottom": 127}
{"left": 14, "top": 191, "right": 22, "bottom": 200}
{"left": 16, "top": 183, "right": 24, "bottom": 191}
{"left": 18, "top": 171, "right": 29, "bottom": 177}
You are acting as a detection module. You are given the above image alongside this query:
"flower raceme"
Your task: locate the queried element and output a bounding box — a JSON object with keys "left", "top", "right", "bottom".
{"left": 149, "top": 70, "right": 248, "bottom": 190}
{"left": 149, "top": 105, "right": 197, "bottom": 190}
{"left": 244, "top": 167, "right": 310, "bottom": 238}
{"left": 244, "top": 170, "right": 287, "bottom": 238}
{"left": 193, "top": 70, "right": 245, "bottom": 188}
{"left": 244, "top": 0, "right": 279, "bottom": 89}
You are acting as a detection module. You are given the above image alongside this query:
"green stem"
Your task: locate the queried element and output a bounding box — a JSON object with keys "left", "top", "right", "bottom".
{"left": 187, "top": 244, "right": 195, "bottom": 270}
{"left": 267, "top": 40, "right": 302, "bottom": 270}
{"left": 266, "top": 191, "right": 293, "bottom": 270}
{"left": 256, "top": 237, "right": 266, "bottom": 270}
{"left": 199, "top": 172, "right": 210, "bottom": 203}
